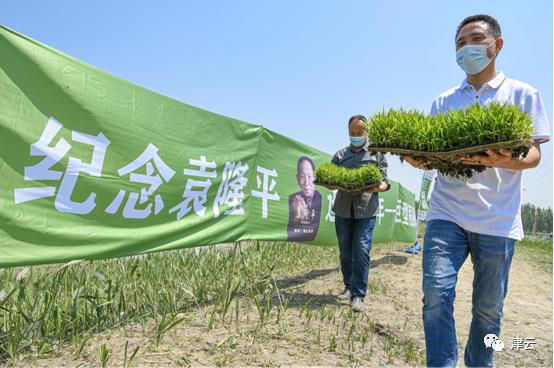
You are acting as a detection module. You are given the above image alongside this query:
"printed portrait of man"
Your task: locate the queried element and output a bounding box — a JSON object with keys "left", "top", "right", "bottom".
{"left": 287, "top": 156, "right": 322, "bottom": 242}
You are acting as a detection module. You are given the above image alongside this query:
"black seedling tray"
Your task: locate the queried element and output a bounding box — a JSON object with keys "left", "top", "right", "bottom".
{"left": 314, "top": 180, "right": 381, "bottom": 194}
{"left": 367, "top": 139, "right": 534, "bottom": 178}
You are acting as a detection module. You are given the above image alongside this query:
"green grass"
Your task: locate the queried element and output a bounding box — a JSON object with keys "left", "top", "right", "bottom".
{"left": 516, "top": 238, "right": 553, "bottom": 271}
{"left": 367, "top": 102, "right": 534, "bottom": 152}
{"left": 2, "top": 239, "right": 548, "bottom": 366}
{"left": 315, "top": 162, "right": 383, "bottom": 190}
{"left": 0, "top": 242, "right": 338, "bottom": 364}
{"left": 0, "top": 242, "right": 430, "bottom": 366}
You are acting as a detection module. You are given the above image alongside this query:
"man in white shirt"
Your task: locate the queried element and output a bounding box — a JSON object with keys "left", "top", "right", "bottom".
{"left": 405, "top": 14, "right": 551, "bottom": 367}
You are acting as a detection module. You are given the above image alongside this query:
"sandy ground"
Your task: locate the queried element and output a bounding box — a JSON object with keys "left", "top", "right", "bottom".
{"left": 26, "top": 242, "right": 552, "bottom": 367}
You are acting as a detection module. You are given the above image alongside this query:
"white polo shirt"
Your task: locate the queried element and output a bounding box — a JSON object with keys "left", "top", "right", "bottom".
{"left": 427, "top": 72, "right": 551, "bottom": 240}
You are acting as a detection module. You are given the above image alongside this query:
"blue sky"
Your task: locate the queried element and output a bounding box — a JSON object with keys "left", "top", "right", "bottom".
{"left": 1, "top": 0, "right": 552, "bottom": 207}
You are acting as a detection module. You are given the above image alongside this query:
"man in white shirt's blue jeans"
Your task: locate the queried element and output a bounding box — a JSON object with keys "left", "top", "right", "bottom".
{"left": 405, "top": 14, "right": 551, "bottom": 367}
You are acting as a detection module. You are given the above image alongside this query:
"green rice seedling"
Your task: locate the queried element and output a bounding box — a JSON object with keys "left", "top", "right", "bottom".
{"left": 366, "top": 102, "right": 535, "bottom": 177}
{"left": 252, "top": 294, "right": 272, "bottom": 327}
{"left": 97, "top": 343, "right": 110, "bottom": 367}
{"left": 151, "top": 311, "right": 186, "bottom": 347}
{"left": 271, "top": 277, "right": 290, "bottom": 332}
{"left": 74, "top": 335, "right": 92, "bottom": 358}
{"left": 0, "top": 241, "right": 339, "bottom": 364}
{"left": 174, "top": 352, "right": 192, "bottom": 367}
{"left": 122, "top": 340, "right": 140, "bottom": 368}
{"left": 403, "top": 338, "right": 420, "bottom": 364}
{"left": 347, "top": 321, "right": 356, "bottom": 342}
{"left": 383, "top": 336, "right": 396, "bottom": 364}
{"left": 328, "top": 333, "right": 337, "bottom": 352}
{"left": 123, "top": 340, "right": 140, "bottom": 368}
{"left": 233, "top": 296, "right": 240, "bottom": 324}
{"left": 304, "top": 306, "right": 314, "bottom": 327}
{"left": 316, "top": 325, "right": 321, "bottom": 346}
{"left": 368, "top": 102, "right": 534, "bottom": 151}
{"left": 315, "top": 162, "right": 383, "bottom": 191}
{"left": 217, "top": 274, "right": 241, "bottom": 321}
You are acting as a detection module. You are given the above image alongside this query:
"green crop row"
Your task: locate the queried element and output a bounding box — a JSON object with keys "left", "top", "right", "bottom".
{"left": 366, "top": 102, "right": 534, "bottom": 152}
{"left": 0, "top": 242, "right": 339, "bottom": 364}
{"left": 316, "top": 163, "right": 382, "bottom": 190}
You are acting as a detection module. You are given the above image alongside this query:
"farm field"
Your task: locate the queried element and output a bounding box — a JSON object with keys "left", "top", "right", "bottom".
{"left": 1, "top": 239, "right": 551, "bottom": 367}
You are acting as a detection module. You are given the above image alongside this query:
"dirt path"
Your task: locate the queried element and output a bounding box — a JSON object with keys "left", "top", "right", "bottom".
{"left": 30, "top": 243, "right": 552, "bottom": 367}
{"left": 370, "top": 244, "right": 553, "bottom": 367}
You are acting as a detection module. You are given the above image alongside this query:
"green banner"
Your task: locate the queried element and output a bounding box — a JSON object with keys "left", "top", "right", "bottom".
{"left": 0, "top": 25, "right": 416, "bottom": 267}
{"left": 416, "top": 170, "right": 435, "bottom": 221}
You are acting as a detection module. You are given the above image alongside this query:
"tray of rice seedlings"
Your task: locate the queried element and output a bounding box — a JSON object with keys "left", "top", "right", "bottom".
{"left": 365, "top": 102, "right": 535, "bottom": 177}
{"left": 314, "top": 162, "right": 383, "bottom": 193}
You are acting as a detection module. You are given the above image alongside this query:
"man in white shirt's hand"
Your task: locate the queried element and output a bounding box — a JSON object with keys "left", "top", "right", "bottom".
{"left": 460, "top": 146, "right": 541, "bottom": 170}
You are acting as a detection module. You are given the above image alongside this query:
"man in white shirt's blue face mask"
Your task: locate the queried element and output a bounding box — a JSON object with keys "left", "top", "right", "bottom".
{"left": 404, "top": 14, "right": 550, "bottom": 368}
{"left": 454, "top": 20, "right": 503, "bottom": 87}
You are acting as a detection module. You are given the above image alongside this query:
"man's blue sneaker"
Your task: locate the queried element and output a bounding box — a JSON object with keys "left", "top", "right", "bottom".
{"left": 405, "top": 241, "right": 422, "bottom": 254}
